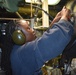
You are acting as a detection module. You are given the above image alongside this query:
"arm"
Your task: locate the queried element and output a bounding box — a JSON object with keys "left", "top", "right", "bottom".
{"left": 34, "top": 6, "right": 74, "bottom": 68}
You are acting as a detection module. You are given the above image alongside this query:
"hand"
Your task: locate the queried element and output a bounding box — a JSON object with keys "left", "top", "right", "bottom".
{"left": 61, "top": 6, "right": 71, "bottom": 21}
{"left": 50, "top": 6, "right": 71, "bottom": 27}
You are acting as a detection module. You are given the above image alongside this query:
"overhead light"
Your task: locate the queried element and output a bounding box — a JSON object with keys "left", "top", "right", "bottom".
{"left": 25, "top": 0, "right": 60, "bottom": 5}
{"left": 25, "top": 0, "right": 38, "bottom": 3}
{"left": 48, "top": 0, "right": 61, "bottom": 5}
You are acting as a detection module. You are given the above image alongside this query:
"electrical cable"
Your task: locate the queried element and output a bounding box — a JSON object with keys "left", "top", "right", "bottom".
{"left": 25, "top": 3, "right": 54, "bottom": 21}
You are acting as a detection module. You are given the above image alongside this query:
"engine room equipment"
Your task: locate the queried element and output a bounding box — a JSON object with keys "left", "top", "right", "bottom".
{"left": 0, "top": 0, "right": 22, "bottom": 12}
{"left": 66, "top": 0, "right": 76, "bottom": 26}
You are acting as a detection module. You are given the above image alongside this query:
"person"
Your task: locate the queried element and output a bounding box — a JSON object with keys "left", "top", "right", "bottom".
{"left": 0, "top": 6, "right": 74, "bottom": 75}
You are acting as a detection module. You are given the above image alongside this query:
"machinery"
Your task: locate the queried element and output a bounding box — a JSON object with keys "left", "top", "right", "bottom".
{"left": 0, "top": 0, "right": 76, "bottom": 75}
